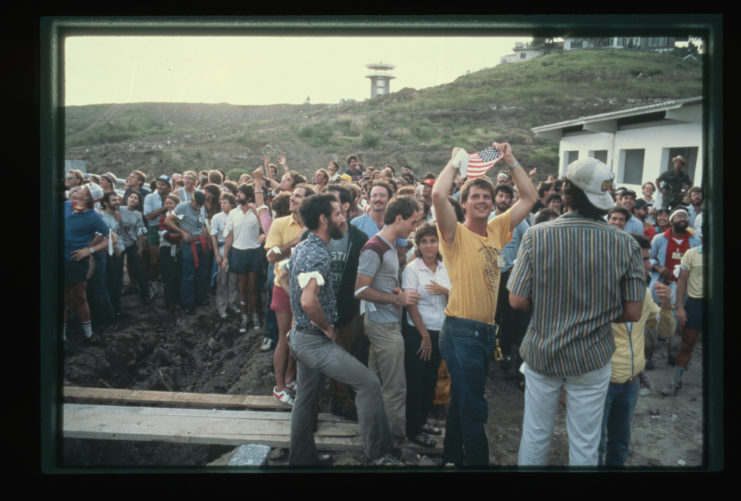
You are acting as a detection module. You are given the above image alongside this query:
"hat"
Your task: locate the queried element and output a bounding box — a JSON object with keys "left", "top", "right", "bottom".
{"left": 566, "top": 158, "right": 615, "bottom": 211}
{"left": 672, "top": 155, "right": 686, "bottom": 166}
{"left": 423, "top": 178, "right": 435, "bottom": 187}
{"left": 171, "top": 173, "right": 183, "bottom": 181}
{"left": 634, "top": 199, "right": 649, "bottom": 210}
{"left": 157, "top": 174, "right": 172, "bottom": 187}
{"left": 339, "top": 174, "right": 352, "bottom": 182}
{"left": 86, "top": 183, "right": 104, "bottom": 202}
{"left": 101, "top": 172, "right": 117, "bottom": 185}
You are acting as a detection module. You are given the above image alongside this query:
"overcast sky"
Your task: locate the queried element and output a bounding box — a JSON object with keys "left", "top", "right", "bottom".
{"left": 64, "top": 35, "right": 533, "bottom": 106}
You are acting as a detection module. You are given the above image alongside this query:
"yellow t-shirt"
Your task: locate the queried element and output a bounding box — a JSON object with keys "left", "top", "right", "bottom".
{"left": 680, "top": 246, "right": 703, "bottom": 299}
{"left": 264, "top": 214, "right": 302, "bottom": 290}
{"left": 439, "top": 210, "right": 513, "bottom": 325}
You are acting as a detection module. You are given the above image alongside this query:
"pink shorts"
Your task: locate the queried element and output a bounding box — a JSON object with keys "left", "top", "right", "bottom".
{"left": 270, "top": 284, "right": 291, "bottom": 313}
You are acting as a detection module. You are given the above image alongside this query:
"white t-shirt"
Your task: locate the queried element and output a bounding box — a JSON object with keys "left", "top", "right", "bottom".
{"left": 402, "top": 257, "right": 450, "bottom": 332}
{"left": 224, "top": 205, "right": 262, "bottom": 250}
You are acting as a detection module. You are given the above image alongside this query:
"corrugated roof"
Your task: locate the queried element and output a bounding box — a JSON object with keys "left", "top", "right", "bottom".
{"left": 532, "top": 96, "right": 702, "bottom": 133}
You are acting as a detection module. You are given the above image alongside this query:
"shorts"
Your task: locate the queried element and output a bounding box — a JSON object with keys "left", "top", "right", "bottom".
{"left": 229, "top": 247, "right": 263, "bottom": 275}
{"left": 270, "top": 284, "right": 291, "bottom": 313}
{"left": 65, "top": 257, "right": 90, "bottom": 285}
{"left": 147, "top": 226, "right": 161, "bottom": 246}
{"left": 683, "top": 296, "right": 703, "bottom": 330}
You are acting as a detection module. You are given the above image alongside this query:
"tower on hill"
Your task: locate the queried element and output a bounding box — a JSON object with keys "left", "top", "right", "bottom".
{"left": 365, "top": 62, "right": 395, "bottom": 98}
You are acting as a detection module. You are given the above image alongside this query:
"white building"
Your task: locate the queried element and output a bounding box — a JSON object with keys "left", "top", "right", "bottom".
{"left": 531, "top": 96, "right": 703, "bottom": 192}
{"left": 563, "top": 37, "right": 678, "bottom": 53}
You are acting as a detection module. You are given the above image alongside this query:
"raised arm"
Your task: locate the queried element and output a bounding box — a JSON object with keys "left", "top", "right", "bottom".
{"left": 432, "top": 147, "right": 464, "bottom": 245}
{"left": 494, "top": 142, "right": 537, "bottom": 230}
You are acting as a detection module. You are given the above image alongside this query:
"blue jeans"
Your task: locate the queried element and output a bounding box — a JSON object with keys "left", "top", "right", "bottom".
{"left": 106, "top": 252, "right": 124, "bottom": 315}
{"left": 124, "top": 243, "right": 149, "bottom": 301}
{"left": 180, "top": 240, "right": 209, "bottom": 308}
{"left": 439, "top": 316, "right": 497, "bottom": 466}
{"left": 86, "top": 250, "right": 115, "bottom": 326}
{"left": 598, "top": 379, "right": 639, "bottom": 466}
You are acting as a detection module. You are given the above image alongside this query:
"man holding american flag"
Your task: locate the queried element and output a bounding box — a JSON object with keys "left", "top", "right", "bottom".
{"left": 431, "top": 142, "right": 537, "bottom": 466}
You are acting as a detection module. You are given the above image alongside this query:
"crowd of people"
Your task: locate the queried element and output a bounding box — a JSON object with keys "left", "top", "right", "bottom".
{"left": 62, "top": 147, "right": 704, "bottom": 467}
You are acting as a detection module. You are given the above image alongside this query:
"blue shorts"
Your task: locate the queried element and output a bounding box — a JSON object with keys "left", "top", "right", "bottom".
{"left": 229, "top": 247, "right": 263, "bottom": 274}
{"left": 684, "top": 296, "right": 703, "bottom": 330}
{"left": 65, "top": 257, "right": 90, "bottom": 284}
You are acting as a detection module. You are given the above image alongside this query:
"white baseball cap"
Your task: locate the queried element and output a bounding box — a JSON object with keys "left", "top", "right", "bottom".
{"left": 566, "top": 158, "right": 615, "bottom": 211}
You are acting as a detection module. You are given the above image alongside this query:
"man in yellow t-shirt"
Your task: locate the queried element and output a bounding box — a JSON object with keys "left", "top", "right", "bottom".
{"left": 431, "top": 142, "right": 537, "bottom": 466}
{"left": 264, "top": 183, "right": 314, "bottom": 406}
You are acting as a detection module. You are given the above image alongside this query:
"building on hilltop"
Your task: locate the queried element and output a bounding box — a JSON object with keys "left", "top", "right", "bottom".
{"left": 501, "top": 36, "right": 683, "bottom": 64}
{"left": 531, "top": 96, "right": 703, "bottom": 193}
{"left": 366, "top": 62, "right": 395, "bottom": 98}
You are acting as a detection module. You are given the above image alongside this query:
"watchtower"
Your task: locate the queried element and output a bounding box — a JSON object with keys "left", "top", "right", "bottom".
{"left": 365, "top": 62, "right": 395, "bottom": 98}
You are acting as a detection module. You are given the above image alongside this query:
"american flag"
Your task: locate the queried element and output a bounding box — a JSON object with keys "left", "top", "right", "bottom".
{"left": 466, "top": 146, "right": 503, "bottom": 179}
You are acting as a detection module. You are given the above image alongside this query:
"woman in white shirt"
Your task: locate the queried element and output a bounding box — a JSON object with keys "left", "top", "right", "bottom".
{"left": 402, "top": 222, "right": 450, "bottom": 449}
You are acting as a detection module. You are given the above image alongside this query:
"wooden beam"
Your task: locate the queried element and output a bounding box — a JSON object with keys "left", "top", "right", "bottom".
{"left": 63, "top": 386, "right": 287, "bottom": 411}
{"left": 62, "top": 403, "right": 365, "bottom": 450}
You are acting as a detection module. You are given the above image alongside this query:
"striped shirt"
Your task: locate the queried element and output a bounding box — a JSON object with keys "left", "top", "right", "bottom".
{"left": 507, "top": 211, "right": 646, "bottom": 377}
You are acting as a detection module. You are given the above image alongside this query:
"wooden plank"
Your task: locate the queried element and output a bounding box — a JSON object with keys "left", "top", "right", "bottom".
{"left": 62, "top": 404, "right": 365, "bottom": 451}
{"left": 64, "top": 386, "right": 286, "bottom": 411}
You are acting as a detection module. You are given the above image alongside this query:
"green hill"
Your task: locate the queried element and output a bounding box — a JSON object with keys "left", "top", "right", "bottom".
{"left": 64, "top": 49, "right": 703, "bottom": 183}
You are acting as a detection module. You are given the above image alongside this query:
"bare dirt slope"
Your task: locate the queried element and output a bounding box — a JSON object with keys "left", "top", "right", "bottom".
{"left": 61, "top": 283, "right": 704, "bottom": 469}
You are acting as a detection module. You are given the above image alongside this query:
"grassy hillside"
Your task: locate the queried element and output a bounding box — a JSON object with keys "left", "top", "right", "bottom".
{"left": 64, "top": 49, "right": 703, "bottom": 183}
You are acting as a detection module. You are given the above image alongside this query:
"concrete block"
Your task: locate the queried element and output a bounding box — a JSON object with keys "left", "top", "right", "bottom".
{"left": 228, "top": 444, "right": 272, "bottom": 466}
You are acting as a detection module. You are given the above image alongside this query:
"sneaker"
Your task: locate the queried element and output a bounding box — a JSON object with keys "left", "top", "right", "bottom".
{"left": 252, "top": 314, "right": 261, "bottom": 330}
{"left": 285, "top": 380, "right": 297, "bottom": 397}
{"left": 230, "top": 306, "right": 242, "bottom": 315}
{"left": 239, "top": 316, "right": 248, "bottom": 334}
{"left": 273, "top": 387, "right": 294, "bottom": 406}
{"left": 260, "top": 337, "right": 273, "bottom": 352}
{"left": 421, "top": 422, "right": 442, "bottom": 436}
{"left": 372, "top": 453, "right": 404, "bottom": 466}
{"left": 219, "top": 311, "right": 228, "bottom": 320}
{"left": 411, "top": 432, "right": 436, "bottom": 448}
{"left": 638, "top": 371, "right": 652, "bottom": 396}
{"left": 661, "top": 380, "right": 682, "bottom": 396}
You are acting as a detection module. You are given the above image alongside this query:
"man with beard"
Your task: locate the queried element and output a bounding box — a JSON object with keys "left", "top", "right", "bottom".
{"left": 648, "top": 208, "right": 701, "bottom": 307}
{"left": 687, "top": 186, "right": 703, "bottom": 229}
{"left": 322, "top": 184, "right": 369, "bottom": 420}
{"left": 287, "top": 193, "right": 400, "bottom": 466}
{"left": 489, "top": 183, "right": 531, "bottom": 387}
{"left": 222, "top": 184, "right": 265, "bottom": 333}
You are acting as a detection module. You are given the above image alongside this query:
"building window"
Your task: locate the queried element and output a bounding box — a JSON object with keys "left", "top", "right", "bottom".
{"left": 563, "top": 150, "right": 579, "bottom": 172}
{"left": 520, "top": 52, "right": 527, "bottom": 59}
{"left": 620, "top": 149, "right": 645, "bottom": 185}
{"left": 665, "top": 147, "right": 699, "bottom": 184}
{"left": 590, "top": 150, "right": 608, "bottom": 165}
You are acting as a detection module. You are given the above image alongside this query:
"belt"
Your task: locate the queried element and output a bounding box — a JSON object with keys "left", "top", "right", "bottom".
{"left": 615, "top": 375, "right": 639, "bottom": 386}
{"left": 188, "top": 235, "right": 210, "bottom": 268}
